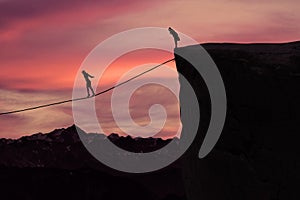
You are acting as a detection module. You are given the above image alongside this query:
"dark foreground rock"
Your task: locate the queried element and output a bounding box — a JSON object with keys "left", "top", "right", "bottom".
{"left": 175, "top": 41, "right": 300, "bottom": 200}
{"left": 0, "top": 125, "right": 185, "bottom": 200}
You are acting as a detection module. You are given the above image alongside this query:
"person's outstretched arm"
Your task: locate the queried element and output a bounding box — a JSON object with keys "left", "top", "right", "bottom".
{"left": 87, "top": 73, "right": 94, "bottom": 78}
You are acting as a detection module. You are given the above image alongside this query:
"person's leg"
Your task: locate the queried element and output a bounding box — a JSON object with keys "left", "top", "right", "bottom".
{"left": 86, "top": 85, "right": 90, "bottom": 97}
{"left": 89, "top": 86, "right": 95, "bottom": 96}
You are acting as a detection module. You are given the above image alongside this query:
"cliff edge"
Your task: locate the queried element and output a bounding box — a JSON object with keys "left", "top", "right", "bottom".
{"left": 175, "top": 41, "right": 300, "bottom": 200}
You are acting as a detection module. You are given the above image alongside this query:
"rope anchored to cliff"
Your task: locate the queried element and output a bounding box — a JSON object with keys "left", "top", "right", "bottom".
{"left": 0, "top": 58, "right": 175, "bottom": 116}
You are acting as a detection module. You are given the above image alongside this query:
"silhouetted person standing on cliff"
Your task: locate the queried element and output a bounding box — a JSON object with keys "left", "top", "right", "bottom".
{"left": 82, "top": 70, "right": 95, "bottom": 97}
{"left": 168, "top": 27, "right": 180, "bottom": 48}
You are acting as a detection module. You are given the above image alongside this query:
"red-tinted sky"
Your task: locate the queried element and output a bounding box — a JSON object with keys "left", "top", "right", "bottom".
{"left": 0, "top": 0, "right": 299, "bottom": 138}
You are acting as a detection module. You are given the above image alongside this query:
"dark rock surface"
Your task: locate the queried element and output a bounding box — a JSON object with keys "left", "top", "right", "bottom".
{"left": 0, "top": 125, "right": 185, "bottom": 200}
{"left": 108, "top": 133, "right": 172, "bottom": 153}
{"left": 175, "top": 41, "right": 300, "bottom": 200}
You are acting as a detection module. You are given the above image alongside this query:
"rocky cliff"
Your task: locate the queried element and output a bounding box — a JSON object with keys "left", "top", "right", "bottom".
{"left": 175, "top": 41, "right": 300, "bottom": 200}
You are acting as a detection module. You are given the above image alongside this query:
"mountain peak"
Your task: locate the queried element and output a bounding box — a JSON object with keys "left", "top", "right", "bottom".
{"left": 0, "top": 125, "right": 175, "bottom": 168}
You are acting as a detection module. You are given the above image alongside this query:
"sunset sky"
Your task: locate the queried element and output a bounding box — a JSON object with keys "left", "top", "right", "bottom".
{"left": 0, "top": 0, "right": 299, "bottom": 138}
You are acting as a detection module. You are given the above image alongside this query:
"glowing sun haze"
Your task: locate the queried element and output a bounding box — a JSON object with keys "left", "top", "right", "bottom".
{"left": 0, "top": 0, "right": 299, "bottom": 138}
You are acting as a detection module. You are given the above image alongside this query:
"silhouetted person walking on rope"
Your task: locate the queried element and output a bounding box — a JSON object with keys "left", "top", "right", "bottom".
{"left": 82, "top": 70, "right": 95, "bottom": 97}
{"left": 168, "top": 27, "right": 180, "bottom": 48}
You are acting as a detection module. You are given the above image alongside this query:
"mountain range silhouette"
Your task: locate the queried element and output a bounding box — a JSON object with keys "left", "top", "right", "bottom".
{"left": 0, "top": 124, "right": 176, "bottom": 168}
{"left": 0, "top": 125, "right": 184, "bottom": 200}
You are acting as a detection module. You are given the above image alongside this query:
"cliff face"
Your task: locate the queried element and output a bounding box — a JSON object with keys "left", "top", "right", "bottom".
{"left": 175, "top": 41, "right": 300, "bottom": 200}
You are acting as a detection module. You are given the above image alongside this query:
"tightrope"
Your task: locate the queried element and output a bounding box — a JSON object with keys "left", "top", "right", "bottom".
{"left": 0, "top": 58, "right": 175, "bottom": 115}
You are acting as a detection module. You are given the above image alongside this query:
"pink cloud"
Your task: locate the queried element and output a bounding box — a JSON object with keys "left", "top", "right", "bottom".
{"left": 1, "top": 0, "right": 299, "bottom": 138}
